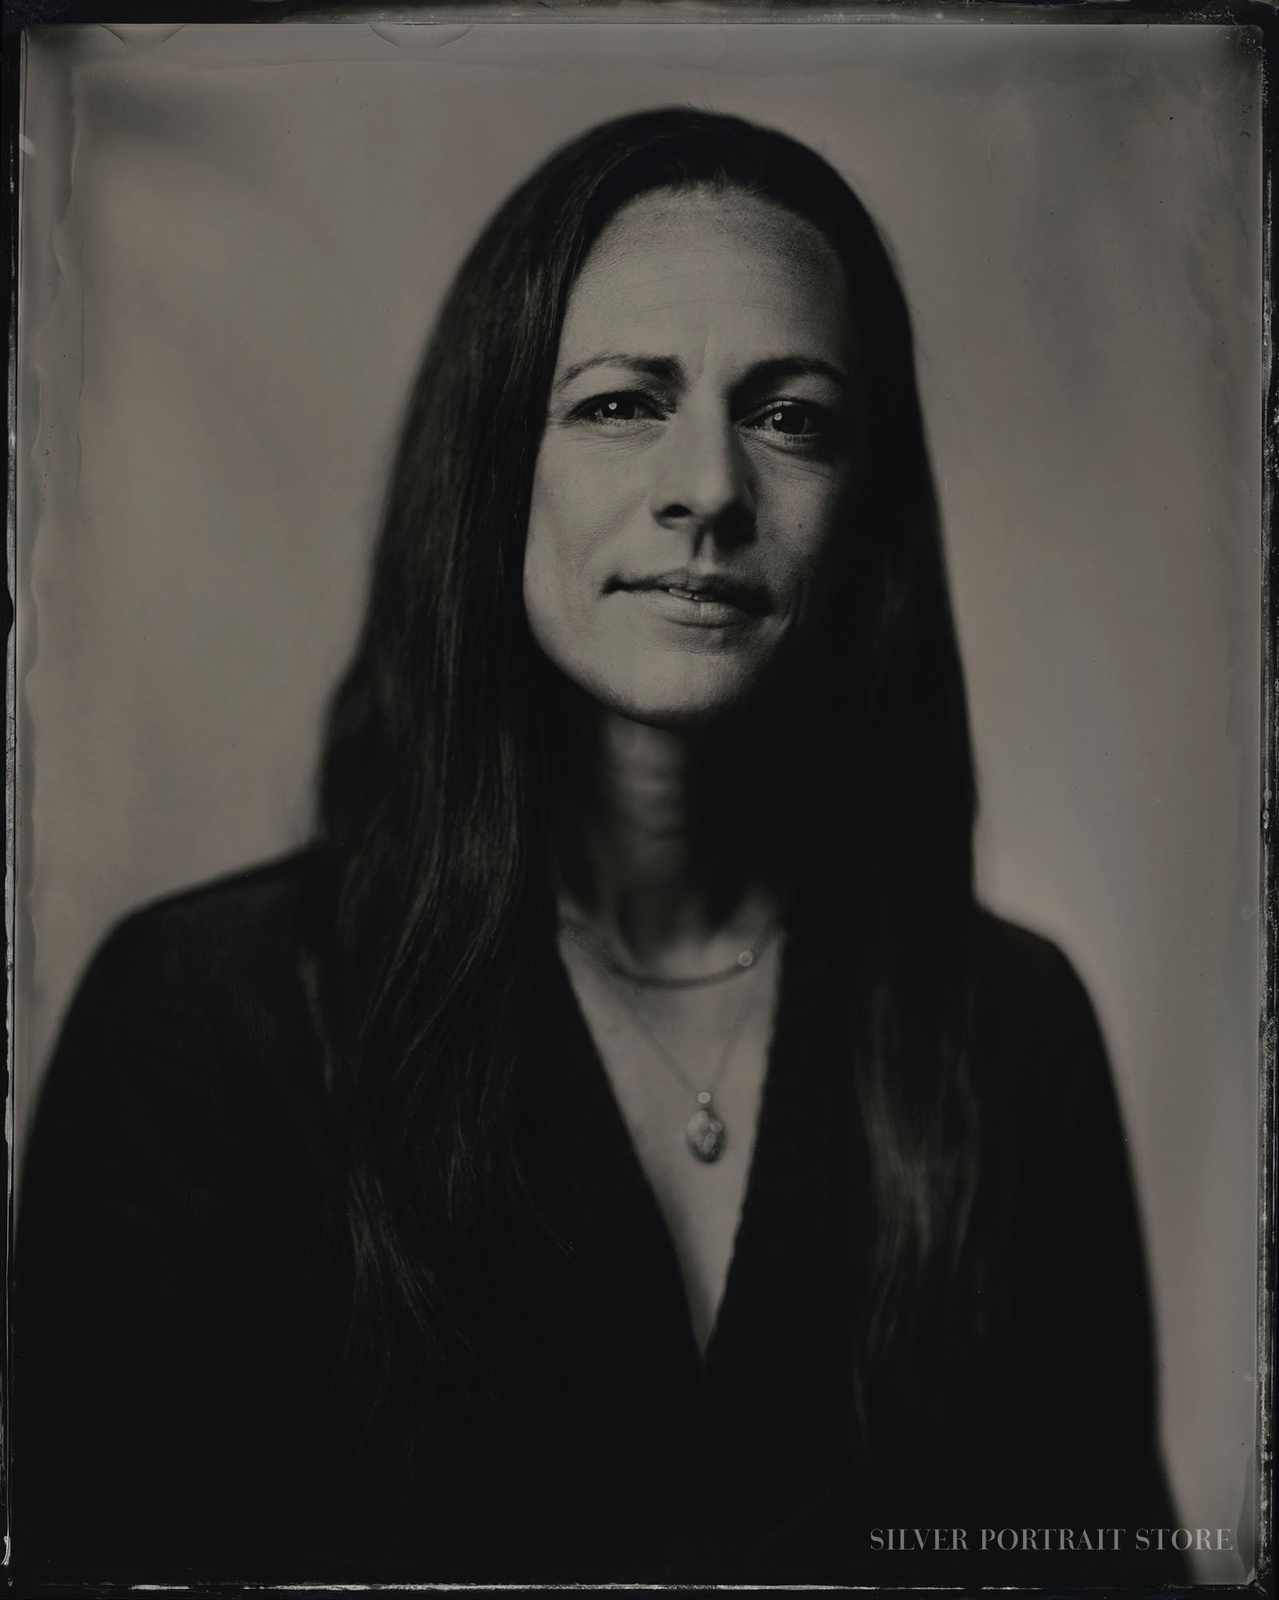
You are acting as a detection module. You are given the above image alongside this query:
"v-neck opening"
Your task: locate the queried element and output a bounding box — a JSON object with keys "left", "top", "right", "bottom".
{"left": 547, "top": 926, "right": 804, "bottom": 1380}
{"left": 505, "top": 919, "right": 863, "bottom": 1575}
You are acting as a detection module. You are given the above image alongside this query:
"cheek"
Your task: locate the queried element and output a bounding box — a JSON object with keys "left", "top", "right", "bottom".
{"left": 522, "top": 443, "right": 640, "bottom": 658}
{"left": 755, "top": 468, "right": 850, "bottom": 607}
{"left": 526, "top": 440, "right": 643, "bottom": 576}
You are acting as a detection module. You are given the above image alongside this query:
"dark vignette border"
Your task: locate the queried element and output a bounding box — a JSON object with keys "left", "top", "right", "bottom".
{"left": 0, "top": 5, "right": 1273, "bottom": 1598}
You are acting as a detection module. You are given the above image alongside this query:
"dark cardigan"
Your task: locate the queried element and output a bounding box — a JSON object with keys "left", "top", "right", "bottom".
{"left": 13, "top": 853, "right": 1185, "bottom": 1585}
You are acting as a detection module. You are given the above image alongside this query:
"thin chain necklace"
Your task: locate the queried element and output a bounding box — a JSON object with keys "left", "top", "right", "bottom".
{"left": 559, "top": 919, "right": 775, "bottom": 990}
{"left": 562, "top": 927, "right": 775, "bottom": 1162}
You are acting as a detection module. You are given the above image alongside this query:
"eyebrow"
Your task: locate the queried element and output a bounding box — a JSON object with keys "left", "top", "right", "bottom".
{"left": 552, "top": 353, "right": 850, "bottom": 396}
{"left": 553, "top": 355, "right": 682, "bottom": 392}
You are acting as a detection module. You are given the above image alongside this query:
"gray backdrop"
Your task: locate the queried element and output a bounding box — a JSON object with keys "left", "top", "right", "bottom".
{"left": 16, "top": 20, "right": 1262, "bottom": 1581}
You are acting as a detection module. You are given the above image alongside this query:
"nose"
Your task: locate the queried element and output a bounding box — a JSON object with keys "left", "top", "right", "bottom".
{"left": 650, "top": 403, "right": 756, "bottom": 550}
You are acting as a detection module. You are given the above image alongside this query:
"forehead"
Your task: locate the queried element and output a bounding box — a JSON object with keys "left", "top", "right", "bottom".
{"left": 558, "top": 187, "right": 853, "bottom": 369}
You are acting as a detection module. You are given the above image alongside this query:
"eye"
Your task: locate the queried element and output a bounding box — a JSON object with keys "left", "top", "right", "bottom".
{"left": 748, "top": 401, "right": 827, "bottom": 439}
{"left": 573, "top": 392, "right": 664, "bottom": 426}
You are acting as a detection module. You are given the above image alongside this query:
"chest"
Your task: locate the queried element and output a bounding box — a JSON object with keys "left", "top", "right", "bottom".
{"left": 558, "top": 940, "right": 781, "bottom": 1352}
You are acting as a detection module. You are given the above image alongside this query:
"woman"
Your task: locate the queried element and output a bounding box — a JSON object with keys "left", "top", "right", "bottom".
{"left": 15, "top": 109, "right": 1182, "bottom": 1584}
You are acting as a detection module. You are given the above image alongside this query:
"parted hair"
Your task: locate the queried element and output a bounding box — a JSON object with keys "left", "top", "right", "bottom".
{"left": 315, "top": 108, "right": 983, "bottom": 1486}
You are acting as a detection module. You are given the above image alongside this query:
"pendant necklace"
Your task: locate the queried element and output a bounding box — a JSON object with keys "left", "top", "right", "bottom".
{"left": 560, "top": 922, "right": 776, "bottom": 1163}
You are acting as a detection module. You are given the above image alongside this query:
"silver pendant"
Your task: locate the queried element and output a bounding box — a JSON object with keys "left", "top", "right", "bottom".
{"left": 686, "top": 1104, "right": 726, "bottom": 1162}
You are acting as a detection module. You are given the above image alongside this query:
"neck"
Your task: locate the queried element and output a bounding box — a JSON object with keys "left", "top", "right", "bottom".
{"left": 551, "top": 694, "right": 776, "bottom": 964}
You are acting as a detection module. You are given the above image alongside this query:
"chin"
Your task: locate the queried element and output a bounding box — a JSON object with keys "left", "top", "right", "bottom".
{"left": 586, "top": 659, "right": 771, "bottom": 731}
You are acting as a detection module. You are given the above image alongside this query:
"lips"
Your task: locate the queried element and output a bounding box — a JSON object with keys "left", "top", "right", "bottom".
{"left": 606, "top": 568, "right": 772, "bottom": 618}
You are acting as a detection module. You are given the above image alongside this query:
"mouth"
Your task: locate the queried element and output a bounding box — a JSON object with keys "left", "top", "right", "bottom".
{"left": 606, "top": 569, "right": 772, "bottom": 620}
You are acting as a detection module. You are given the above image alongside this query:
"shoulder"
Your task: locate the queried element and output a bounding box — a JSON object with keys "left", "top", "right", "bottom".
{"left": 68, "top": 850, "right": 324, "bottom": 1064}
{"left": 964, "top": 913, "right": 1147, "bottom": 1307}
{"left": 967, "top": 907, "right": 1115, "bottom": 1131}
{"left": 29, "top": 850, "right": 329, "bottom": 1202}
{"left": 970, "top": 907, "right": 1103, "bottom": 1036}
{"left": 971, "top": 906, "right": 1091, "bottom": 1004}
{"left": 92, "top": 848, "right": 319, "bottom": 990}
{"left": 16, "top": 853, "right": 339, "bottom": 1559}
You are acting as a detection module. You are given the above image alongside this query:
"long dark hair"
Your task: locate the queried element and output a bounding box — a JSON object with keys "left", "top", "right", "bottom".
{"left": 315, "top": 108, "right": 983, "bottom": 1485}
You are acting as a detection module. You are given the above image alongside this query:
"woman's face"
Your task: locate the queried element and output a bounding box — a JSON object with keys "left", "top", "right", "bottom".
{"left": 523, "top": 185, "right": 861, "bottom": 728}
